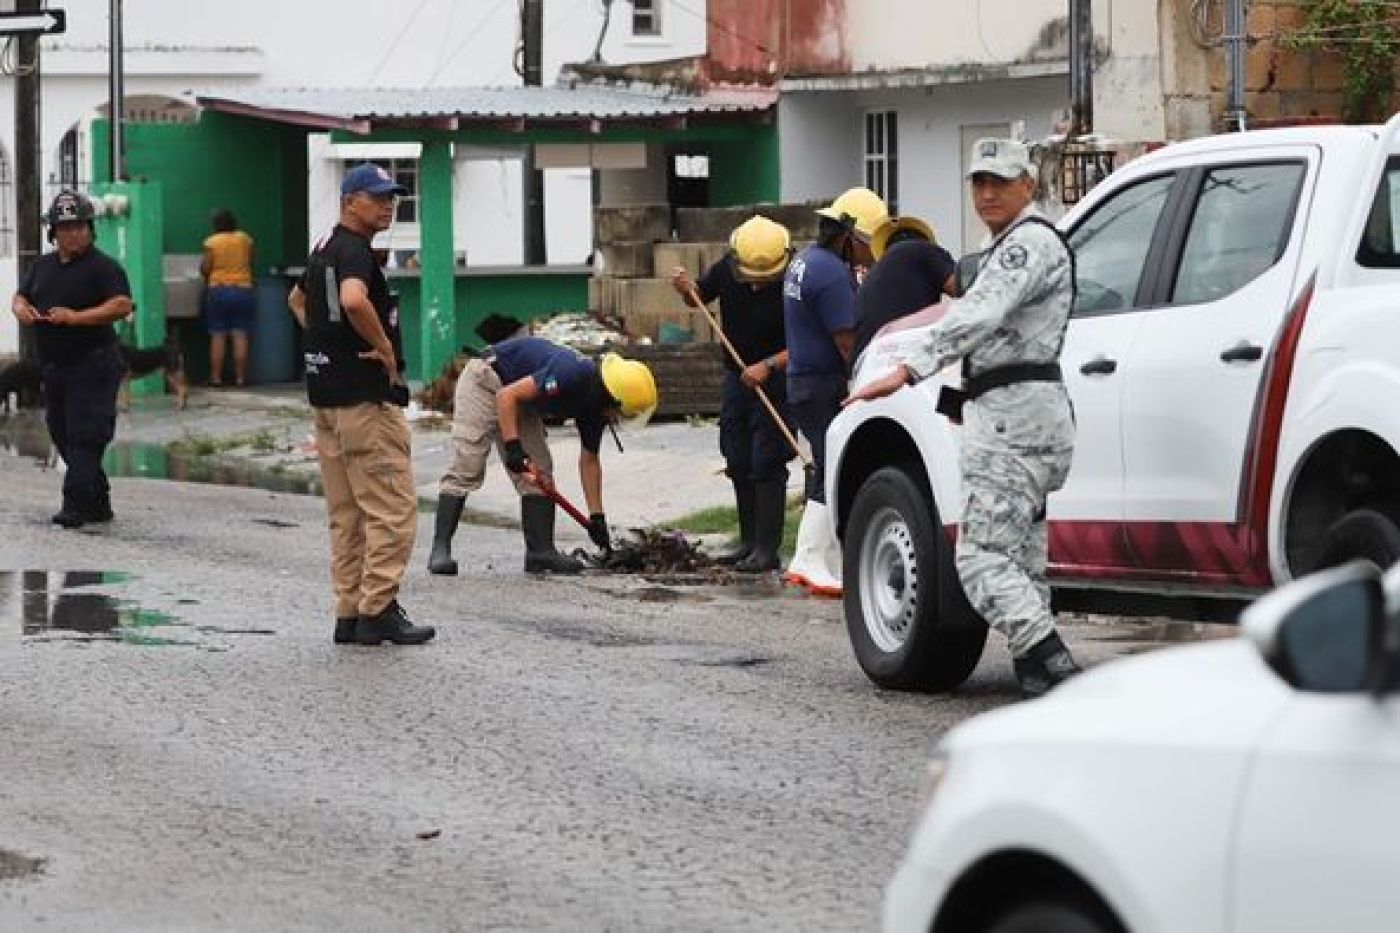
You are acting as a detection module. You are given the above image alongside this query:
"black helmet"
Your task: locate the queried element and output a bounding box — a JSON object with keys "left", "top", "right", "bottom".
{"left": 45, "top": 190, "right": 96, "bottom": 227}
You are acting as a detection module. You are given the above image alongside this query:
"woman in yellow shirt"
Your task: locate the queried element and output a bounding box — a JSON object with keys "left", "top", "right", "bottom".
{"left": 201, "top": 208, "right": 255, "bottom": 387}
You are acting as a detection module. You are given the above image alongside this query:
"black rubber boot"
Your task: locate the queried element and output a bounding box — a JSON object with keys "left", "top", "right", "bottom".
{"left": 51, "top": 499, "right": 87, "bottom": 529}
{"left": 1013, "top": 631, "right": 1082, "bottom": 699}
{"left": 521, "top": 496, "right": 584, "bottom": 574}
{"left": 355, "top": 600, "right": 436, "bottom": 646}
{"left": 714, "top": 479, "right": 755, "bottom": 566}
{"left": 735, "top": 480, "right": 787, "bottom": 573}
{"left": 427, "top": 493, "right": 466, "bottom": 576}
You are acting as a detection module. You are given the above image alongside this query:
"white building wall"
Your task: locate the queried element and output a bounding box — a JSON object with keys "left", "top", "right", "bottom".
{"left": 847, "top": 0, "right": 1068, "bottom": 68}
{"left": 782, "top": 76, "right": 1066, "bottom": 257}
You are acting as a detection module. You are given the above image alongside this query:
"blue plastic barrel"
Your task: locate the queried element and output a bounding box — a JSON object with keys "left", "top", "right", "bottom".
{"left": 247, "top": 278, "right": 297, "bottom": 384}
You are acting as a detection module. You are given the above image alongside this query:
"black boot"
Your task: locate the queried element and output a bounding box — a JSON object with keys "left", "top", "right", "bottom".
{"left": 714, "top": 480, "right": 755, "bottom": 566}
{"left": 51, "top": 499, "right": 87, "bottom": 529}
{"left": 87, "top": 491, "right": 113, "bottom": 523}
{"left": 521, "top": 496, "right": 584, "bottom": 574}
{"left": 427, "top": 493, "right": 466, "bottom": 575}
{"left": 1013, "top": 631, "right": 1082, "bottom": 699}
{"left": 735, "top": 480, "right": 787, "bottom": 572}
{"left": 355, "top": 600, "right": 436, "bottom": 645}
{"left": 333, "top": 616, "right": 358, "bottom": 644}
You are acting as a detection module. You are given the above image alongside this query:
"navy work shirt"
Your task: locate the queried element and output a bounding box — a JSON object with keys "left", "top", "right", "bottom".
{"left": 695, "top": 256, "right": 786, "bottom": 372}
{"left": 782, "top": 245, "right": 856, "bottom": 378}
{"left": 19, "top": 246, "right": 131, "bottom": 365}
{"left": 491, "top": 336, "right": 607, "bottom": 453}
{"left": 851, "top": 239, "right": 956, "bottom": 369}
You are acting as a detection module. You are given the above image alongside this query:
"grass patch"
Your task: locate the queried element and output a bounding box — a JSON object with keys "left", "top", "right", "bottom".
{"left": 169, "top": 427, "right": 288, "bottom": 457}
{"left": 661, "top": 494, "right": 806, "bottom": 560}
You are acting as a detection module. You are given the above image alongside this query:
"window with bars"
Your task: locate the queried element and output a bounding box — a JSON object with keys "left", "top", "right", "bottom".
{"left": 633, "top": 0, "right": 661, "bottom": 36}
{"left": 864, "top": 111, "right": 899, "bottom": 213}
{"left": 359, "top": 158, "right": 419, "bottom": 225}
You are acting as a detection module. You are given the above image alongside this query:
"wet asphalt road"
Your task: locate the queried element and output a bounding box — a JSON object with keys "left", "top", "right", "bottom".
{"left": 0, "top": 436, "right": 1220, "bottom": 931}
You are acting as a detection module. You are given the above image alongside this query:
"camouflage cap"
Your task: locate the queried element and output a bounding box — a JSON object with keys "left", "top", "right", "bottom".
{"left": 967, "top": 138, "right": 1035, "bottom": 180}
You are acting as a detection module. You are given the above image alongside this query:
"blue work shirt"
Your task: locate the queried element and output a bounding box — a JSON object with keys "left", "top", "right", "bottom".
{"left": 782, "top": 245, "right": 855, "bottom": 378}
{"left": 490, "top": 336, "right": 607, "bottom": 453}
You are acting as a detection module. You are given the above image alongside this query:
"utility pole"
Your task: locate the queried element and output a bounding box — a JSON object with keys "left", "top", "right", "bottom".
{"left": 109, "top": 0, "right": 125, "bottom": 179}
{"left": 14, "top": 0, "right": 42, "bottom": 369}
{"left": 1068, "top": 0, "right": 1093, "bottom": 137}
{"left": 1224, "top": 0, "right": 1247, "bottom": 131}
{"left": 522, "top": 0, "right": 545, "bottom": 265}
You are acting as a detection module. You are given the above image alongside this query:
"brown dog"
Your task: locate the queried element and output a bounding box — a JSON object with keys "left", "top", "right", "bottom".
{"left": 118, "top": 339, "right": 188, "bottom": 410}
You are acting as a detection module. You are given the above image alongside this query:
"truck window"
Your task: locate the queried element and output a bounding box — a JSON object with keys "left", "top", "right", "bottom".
{"left": 1067, "top": 174, "right": 1175, "bottom": 317}
{"left": 1170, "top": 162, "right": 1305, "bottom": 305}
{"left": 1357, "top": 156, "right": 1400, "bottom": 268}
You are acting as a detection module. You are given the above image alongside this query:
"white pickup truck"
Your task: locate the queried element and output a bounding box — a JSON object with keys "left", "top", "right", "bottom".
{"left": 831, "top": 117, "right": 1400, "bottom": 692}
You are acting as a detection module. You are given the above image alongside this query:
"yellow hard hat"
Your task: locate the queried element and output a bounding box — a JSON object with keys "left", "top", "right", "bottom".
{"left": 729, "top": 215, "right": 792, "bottom": 282}
{"left": 815, "top": 186, "right": 889, "bottom": 242}
{"left": 600, "top": 353, "right": 659, "bottom": 423}
{"left": 871, "top": 215, "right": 936, "bottom": 261}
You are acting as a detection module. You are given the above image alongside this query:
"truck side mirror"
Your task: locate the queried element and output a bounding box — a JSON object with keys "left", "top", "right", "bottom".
{"left": 1243, "top": 561, "right": 1387, "bottom": 694}
{"left": 954, "top": 251, "right": 987, "bottom": 297}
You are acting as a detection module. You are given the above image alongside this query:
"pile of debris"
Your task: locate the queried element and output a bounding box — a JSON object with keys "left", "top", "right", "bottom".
{"left": 590, "top": 526, "right": 718, "bottom": 575}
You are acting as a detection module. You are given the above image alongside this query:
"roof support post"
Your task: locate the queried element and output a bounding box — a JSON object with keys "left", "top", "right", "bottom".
{"left": 418, "top": 138, "right": 456, "bottom": 383}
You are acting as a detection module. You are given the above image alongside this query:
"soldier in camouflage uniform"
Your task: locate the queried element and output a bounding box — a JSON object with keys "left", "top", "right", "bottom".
{"left": 845, "top": 138, "right": 1080, "bottom": 698}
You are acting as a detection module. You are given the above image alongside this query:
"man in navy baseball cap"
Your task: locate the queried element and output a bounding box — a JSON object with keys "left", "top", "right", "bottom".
{"left": 340, "top": 162, "right": 409, "bottom": 197}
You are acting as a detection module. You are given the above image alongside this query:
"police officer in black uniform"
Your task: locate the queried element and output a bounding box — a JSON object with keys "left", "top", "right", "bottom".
{"left": 10, "top": 190, "right": 132, "bottom": 528}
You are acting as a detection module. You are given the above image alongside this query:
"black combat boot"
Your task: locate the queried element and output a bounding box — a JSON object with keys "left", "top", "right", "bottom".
{"left": 714, "top": 480, "right": 755, "bottom": 566}
{"left": 427, "top": 493, "right": 466, "bottom": 576}
{"left": 521, "top": 496, "right": 584, "bottom": 574}
{"left": 735, "top": 479, "right": 786, "bottom": 573}
{"left": 87, "top": 492, "right": 114, "bottom": 523}
{"left": 333, "top": 616, "right": 358, "bottom": 644}
{"left": 1013, "top": 631, "right": 1082, "bottom": 699}
{"left": 354, "top": 600, "right": 436, "bottom": 646}
{"left": 51, "top": 499, "right": 87, "bottom": 529}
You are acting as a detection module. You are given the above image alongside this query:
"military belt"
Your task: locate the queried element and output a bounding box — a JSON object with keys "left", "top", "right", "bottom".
{"left": 964, "top": 362, "right": 1062, "bottom": 401}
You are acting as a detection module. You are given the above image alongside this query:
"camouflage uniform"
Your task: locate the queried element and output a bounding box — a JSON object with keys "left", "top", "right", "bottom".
{"left": 903, "top": 206, "right": 1075, "bottom": 657}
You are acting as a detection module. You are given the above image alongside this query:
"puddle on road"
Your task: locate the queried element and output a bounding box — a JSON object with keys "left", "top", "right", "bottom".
{"left": 0, "top": 848, "right": 45, "bottom": 881}
{"left": 0, "top": 570, "right": 250, "bottom": 649}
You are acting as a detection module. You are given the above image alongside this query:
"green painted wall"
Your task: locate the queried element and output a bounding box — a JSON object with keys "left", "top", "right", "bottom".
{"left": 393, "top": 272, "right": 588, "bottom": 380}
{"left": 708, "top": 123, "right": 780, "bottom": 205}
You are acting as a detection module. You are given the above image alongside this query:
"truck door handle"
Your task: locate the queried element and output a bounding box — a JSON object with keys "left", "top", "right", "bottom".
{"left": 1079, "top": 357, "right": 1118, "bottom": 375}
{"left": 1220, "top": 341, "right": 1263, "bottom": 363}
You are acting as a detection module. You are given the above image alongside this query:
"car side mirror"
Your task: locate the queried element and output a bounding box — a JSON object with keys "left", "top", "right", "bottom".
{"left": 1243, "top": 561, "right": 1387, "bottom": 694}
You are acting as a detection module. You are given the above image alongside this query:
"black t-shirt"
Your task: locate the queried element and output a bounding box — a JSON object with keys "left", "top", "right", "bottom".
{"left": 851, "top": 240, "right": 955, "bottom": 369}
{"left": 696, "top": 255, "right": 786, "bottom": 372}
{"left": 299, "top": 224, "right": 404, "bottom": 408}
{"left": 19, "top": 246, "right": 131, "bottom": 364}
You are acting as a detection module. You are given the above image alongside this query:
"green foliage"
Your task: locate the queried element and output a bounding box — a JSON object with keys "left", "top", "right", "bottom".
{"left": 1289, "top": 0, "right": 1400, "bottom": 122}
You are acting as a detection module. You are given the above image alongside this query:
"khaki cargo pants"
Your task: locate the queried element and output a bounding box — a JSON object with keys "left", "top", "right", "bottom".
{"left": 314, "top": 402, "right": 417, "bottom": 619}
{"left": 439, "top": 358, "right": 553, "bottom": 499}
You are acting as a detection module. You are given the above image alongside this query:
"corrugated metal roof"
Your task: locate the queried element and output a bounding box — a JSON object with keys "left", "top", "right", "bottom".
{"left": 196, "top": 83, "right": 777, "bottom": 132}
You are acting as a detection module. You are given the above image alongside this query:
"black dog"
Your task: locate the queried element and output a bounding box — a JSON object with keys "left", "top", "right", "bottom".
{"left": 118, "top": 339, "right": 188, "bottom": 410}
{"left": 0, "top": 358, "right": 42, "bottom": 413}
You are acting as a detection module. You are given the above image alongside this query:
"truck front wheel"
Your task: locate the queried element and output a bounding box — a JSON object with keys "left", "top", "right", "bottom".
{"left": 843, "top": 466, "right": 987, "bottom": 691}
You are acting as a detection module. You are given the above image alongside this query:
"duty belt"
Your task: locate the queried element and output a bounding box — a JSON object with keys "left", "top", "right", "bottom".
{"left": 963, "top": 362, "right": 1062, "bottom": 401}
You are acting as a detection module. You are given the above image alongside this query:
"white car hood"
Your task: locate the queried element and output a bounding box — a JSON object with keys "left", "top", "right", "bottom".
{"left": 947, "top": 639, "right": 1295, "bottom": 753}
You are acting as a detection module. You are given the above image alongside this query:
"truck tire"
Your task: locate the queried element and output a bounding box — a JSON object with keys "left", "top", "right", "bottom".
{"left": 843, "top": 466, "right": 987, "bottom": 691}
{"left": 984, "top": 899, "right": 1123, "bottom": 933}
{"left": 1314, "top": 508, "right": 1400, "bottom": 572}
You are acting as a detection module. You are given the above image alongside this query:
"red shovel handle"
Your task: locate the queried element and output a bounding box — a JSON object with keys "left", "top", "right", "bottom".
{"left": 526, "top": 465, "right": 592, "bottom": 531}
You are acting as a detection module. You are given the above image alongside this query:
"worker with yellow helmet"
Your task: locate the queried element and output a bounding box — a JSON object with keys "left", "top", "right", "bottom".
{"left": 779, "top": 186, "right": 888, "bottom": 596}
{"left": 850, "top": 214, "right": 957, "bottom": 370}
{"left": 428, "top": 334, "right": 657, "bottom": 576}
{"left": 672, "top": 214, "right": 796, "bottom": 572}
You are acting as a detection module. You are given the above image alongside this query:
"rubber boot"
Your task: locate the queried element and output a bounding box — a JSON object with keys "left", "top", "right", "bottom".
{"left": 1013, "top": 631, "right": 1082, "bottom": 699}
{"left": 521, "top": 496, "right": 585, "bottom": 574}
{"left": 51, "top": 498, "right": 87, "bottom": 529}
{"left": 427, "top": 493, "right": 466, "bottom": 576}
{"left": 714, "top": 480, "right": 755, "bottom": 566}
{"left": 735, "top": 480, "right": 786, "bottom": 572}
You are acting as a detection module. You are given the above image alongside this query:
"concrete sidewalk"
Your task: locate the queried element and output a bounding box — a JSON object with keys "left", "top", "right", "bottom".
{"left": 112, "top": 383, "right": 781, "bottom": 533}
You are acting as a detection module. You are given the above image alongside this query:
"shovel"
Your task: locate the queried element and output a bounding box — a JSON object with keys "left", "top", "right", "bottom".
{"left": 525, "top": 464, "right": 612, "bottom": 563}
